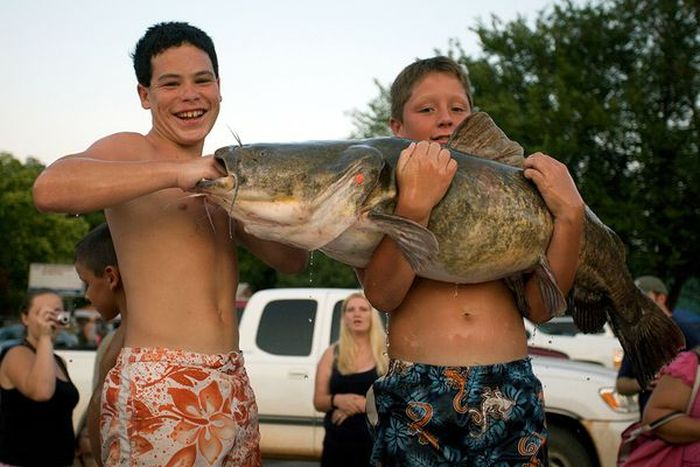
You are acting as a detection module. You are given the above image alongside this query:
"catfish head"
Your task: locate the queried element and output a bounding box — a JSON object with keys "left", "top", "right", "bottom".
{"left": 196, "top": 141, "right": 386, "bottom": 250}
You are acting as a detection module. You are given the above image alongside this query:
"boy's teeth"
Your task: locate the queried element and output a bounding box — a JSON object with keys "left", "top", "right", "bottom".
{"left": 178, "top": 110, "right": 204, "bottom": 119}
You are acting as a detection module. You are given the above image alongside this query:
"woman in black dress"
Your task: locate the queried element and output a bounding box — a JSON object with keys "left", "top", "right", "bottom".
{"left": 0, "top": 288, "right": 79, "bottom": 466}
{"left": 313, "top": 292, "right": 388, "bottom": 467}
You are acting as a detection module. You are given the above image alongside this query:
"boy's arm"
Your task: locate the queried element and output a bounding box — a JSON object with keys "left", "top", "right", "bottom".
{"left": 361, "top": 141, "right": 457, "bottom": 312}
{"left": 33, "top": 133, "right": 225, "bottom": 214}
{"left": 522, "top": 153, "right": 585, "bottom": 323}
{"left": 235, "top": 223, "right": 308, "bottom": 275}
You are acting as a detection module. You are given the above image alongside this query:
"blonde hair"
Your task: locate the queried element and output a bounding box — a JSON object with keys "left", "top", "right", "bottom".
{"left": 336, "top": 292, "right": 388, "bottom": 376}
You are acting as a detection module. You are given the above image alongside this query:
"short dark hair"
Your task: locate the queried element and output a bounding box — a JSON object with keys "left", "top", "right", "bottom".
{"left": 74, "top": 223, "right": 118, "bottom": 277}
{"left": 390, "top": 56, "right": 473, "bottom": 122}
{"left": 132, "top": 21, "right": 219, "bottom": 87}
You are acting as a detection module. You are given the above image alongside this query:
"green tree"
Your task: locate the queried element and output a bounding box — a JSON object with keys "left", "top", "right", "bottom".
{"left": 348, "top": 79, "right": 392, "bottom": 139}
{"left": 0, "top": 153, "right": 91, "bottom": 318}
{"left": 350, "top": 0, "right": 699, "bottom": 309}
{"left": 237, "top": 247, "right": 359, "bottom": 293}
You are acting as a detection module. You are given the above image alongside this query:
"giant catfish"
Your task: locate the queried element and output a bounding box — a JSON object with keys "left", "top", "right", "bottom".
{"left": 197, "top": 112, "right": 684, "bottom": 385}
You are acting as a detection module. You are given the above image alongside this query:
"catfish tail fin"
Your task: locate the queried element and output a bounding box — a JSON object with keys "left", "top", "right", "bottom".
{"left": 610, "top": 294, "right": 685, "bottom": 388}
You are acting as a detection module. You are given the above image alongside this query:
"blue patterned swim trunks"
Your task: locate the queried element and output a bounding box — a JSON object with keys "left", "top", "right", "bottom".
{"left": 367, "top": 358, "right": 547, "bottom": 466}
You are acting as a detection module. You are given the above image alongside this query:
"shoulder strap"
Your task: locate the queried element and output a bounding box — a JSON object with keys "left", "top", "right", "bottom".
{"left": 628, "top": 351, "right": 700, "bottom": 442}
{"left": 17, "top": 339, "right": 71, "bottom": 382}
{"left": 687, "top": 350, "right": 700, "bottom": 413}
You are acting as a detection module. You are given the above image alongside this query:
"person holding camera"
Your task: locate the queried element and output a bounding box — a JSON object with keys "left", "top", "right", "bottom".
{"left": 0, "top": 288, "right": 79, "bottom": 466}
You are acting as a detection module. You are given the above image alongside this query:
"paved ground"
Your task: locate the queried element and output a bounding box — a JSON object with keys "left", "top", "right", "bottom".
{"left": 263, "top": 459, "right": 320, "bottom": 466}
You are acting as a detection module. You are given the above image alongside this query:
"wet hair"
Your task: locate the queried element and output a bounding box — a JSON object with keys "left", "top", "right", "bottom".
{"left": 390, "top": 56, "right": 473, "bottom": 122}
{"left": 74, "top": 223, "right": 118, "bottom": 277}
{"left": 20, "top": 288, "right": 61, "bottom": 316}
{"left": 336, "top": 292, "right": 388, "bottom": 376}
{"left": 132, "top": 21, "right": 219, "bottom": 87}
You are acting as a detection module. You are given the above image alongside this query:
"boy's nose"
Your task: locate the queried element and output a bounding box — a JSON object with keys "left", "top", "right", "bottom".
{"left": 181, "top": 82, "right": 200, "bottom": 100}
{"left": 436, "top": 109, "right": 453, "bottom": 127}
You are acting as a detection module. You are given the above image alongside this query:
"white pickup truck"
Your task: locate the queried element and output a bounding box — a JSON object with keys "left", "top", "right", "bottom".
{"left": 239, "top": 288, "right": 637, "bottom": 467}
{"left": 56, "top": 287, "right": 637, "bottom": 467}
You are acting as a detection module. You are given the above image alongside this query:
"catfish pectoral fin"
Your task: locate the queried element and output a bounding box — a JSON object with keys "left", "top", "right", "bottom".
{"left": 504, "top": 274, "right": 529, "bottom": 318}
{"left": 503, "top": 257, "right": 566, "bottom": 320}
{"left": 533, "top": 255, "right": 567, "bottom": 318}
{"left": 367, "top": 211, "right": 438, "bottom": 272}
{"left": 611, "top": 299, "right": 686, "bottom": 388}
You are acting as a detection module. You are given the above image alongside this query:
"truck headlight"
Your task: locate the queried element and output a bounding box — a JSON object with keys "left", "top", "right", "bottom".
{"left": 599, "top": 387, "right": 637, "bottom": 414}
{"left": 612, "top": 349, "right": 624, "bottom": 369}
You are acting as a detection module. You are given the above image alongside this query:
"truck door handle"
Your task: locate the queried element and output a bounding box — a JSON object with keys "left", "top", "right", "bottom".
{"left": 288, "top": 370, "right": 309, "bottom": 380}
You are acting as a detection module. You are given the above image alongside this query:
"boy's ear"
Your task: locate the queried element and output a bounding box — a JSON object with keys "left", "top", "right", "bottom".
{"left": 389, "top": 117, "right": 403, "bottom": 137}
{"left": 137, "top": 84, "right": 150, "bottom": 110}
{"left": 104, "top": 266, "right": 121, "bottom": 290}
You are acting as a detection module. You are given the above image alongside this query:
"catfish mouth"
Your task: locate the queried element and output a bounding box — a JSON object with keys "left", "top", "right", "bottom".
{"left": 195, "top": 174, "right": 239, "bottom": 213}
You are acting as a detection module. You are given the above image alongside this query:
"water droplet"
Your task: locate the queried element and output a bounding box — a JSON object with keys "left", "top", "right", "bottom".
{"left": 308, "top": 251, "right": 315, "bottom": 284}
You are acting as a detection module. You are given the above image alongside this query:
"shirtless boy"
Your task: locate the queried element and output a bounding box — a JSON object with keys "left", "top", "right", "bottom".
{"left": 73, "top": 223, "right": 126, "bottom": 466}
{"left": 33, "top": 22, "right": 307, "bottom": 466}
{"left": 360, "top": 57, "right": 584, "bottom": 465}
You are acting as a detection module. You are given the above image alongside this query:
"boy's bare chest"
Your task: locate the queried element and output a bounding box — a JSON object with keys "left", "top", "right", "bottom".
{"left": 124, "top": 189, "right": 231, "bottom": 229}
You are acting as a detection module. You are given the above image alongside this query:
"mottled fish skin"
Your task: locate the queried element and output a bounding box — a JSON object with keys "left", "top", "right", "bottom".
{"left": 198, "top": 112, "right": 684, "bottom": 386}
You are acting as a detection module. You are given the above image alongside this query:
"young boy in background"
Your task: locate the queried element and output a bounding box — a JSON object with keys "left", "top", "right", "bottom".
{"left": 73, "top": 223, "right": 126, "bottom": 466}
{"left": 360, "top": 56, "right": 585, "bottom": 465}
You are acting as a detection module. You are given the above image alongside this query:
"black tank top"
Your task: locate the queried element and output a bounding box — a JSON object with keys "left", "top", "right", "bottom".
{"left": 323, "top": 353, "right": 379, "bottom": 440}
{"left": 0, "top": 342, "right": 79, "bottom": 466}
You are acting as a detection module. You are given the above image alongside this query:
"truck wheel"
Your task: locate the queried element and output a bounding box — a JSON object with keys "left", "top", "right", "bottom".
{"left": 548, "top": 424, "right": 596, "bottom": 467}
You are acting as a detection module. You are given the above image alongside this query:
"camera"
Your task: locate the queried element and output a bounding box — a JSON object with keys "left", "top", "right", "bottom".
{"left": 56, "top": 311, "right": 70, "bottom": 326}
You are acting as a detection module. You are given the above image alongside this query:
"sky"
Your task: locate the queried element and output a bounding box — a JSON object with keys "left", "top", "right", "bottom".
{"left": 1, "top": 0, "right": 563, "bottom": 165}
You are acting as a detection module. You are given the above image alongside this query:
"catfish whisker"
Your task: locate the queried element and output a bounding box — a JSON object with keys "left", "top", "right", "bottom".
{"left": 162, "top": 193, "right": 205, "bottom": 211}
{"left": 229, "top": 184, "right": 239, "bottom": 218}
{"left": 202, "top": 198, "right": 216, "bottom": 234}
{"left": 226, "top": 124, "right": 243, "bottom": 147}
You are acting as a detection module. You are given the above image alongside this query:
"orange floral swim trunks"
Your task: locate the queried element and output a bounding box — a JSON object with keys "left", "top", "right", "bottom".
{"left": 100, "top": 347, "right": 261, "bottom": 466}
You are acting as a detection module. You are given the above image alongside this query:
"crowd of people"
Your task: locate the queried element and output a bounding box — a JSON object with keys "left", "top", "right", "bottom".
{"left": 0, "top": 18, "right": 696, "bottom": 467}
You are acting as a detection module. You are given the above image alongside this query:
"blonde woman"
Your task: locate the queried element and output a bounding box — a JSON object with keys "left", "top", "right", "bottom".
{"left": 314, "top": 292, "right": 388, "bottom": 466}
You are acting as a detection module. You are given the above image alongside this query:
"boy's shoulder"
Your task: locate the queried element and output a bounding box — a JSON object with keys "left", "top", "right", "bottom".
{"left": 85, "top": 132, "right": 155, "bottom": 161}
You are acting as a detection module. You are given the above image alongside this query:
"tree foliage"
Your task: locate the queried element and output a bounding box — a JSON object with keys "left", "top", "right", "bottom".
{"left": 4, "top": 0, "right": 697, "bottom": 308}
{"left": 237, "top": 247, "right": 359, "bottom": 293}
{"left": 350, "top": 0, "right": 699, "bottom": 308}
{"left": 0, "top": 153, "right": 93, "bottom": 318}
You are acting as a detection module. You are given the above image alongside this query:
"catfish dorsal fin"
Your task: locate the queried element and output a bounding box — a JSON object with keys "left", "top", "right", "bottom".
{"left": 447, "top": 112, "right": 525, "bottom": 167}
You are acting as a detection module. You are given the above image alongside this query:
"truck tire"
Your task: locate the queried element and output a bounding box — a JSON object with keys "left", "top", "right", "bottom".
{"left": 548, "top": 423, "right": 596, "bottom": 467}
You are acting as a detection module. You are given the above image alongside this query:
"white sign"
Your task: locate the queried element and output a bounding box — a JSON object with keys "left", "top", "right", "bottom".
{"left": 28, "top": 263, "right": 84, "bottom": 296}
